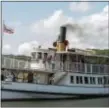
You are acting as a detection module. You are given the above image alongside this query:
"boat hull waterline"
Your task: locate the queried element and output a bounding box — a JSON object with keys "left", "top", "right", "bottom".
{"left": 1, "top": 81, "right": 109, "bottom": 100}
{"left": 2, "top": 90, "right": 76, "bottom": 100}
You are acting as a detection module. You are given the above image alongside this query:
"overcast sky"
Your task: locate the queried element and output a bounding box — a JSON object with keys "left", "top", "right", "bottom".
{"left": 2, "top": 1, "right": 108, "bottom": 55}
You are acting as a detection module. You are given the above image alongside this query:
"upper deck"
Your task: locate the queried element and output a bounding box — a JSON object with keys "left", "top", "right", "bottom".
{"left": 1, "top": 47, "right": 109, "bottom": 75}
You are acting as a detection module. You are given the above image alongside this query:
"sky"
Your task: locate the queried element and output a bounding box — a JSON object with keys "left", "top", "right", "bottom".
{"left": 2, "top": 1, "right": 109, "bottom": 55}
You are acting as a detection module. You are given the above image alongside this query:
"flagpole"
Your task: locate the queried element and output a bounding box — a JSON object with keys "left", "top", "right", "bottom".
{"left": 3, "top": 21, "right": 15, "bottom": 68}
{"left": 0, "top": 1, "right": 3, "bottom": 76}
{"left": 1, "top": 17, "right": 4, "bottom": 69}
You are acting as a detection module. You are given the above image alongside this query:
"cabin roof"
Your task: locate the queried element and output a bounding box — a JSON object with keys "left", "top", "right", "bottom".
{"left": 56, "top": 51, "right": 109, "bottom": 58}
{"left": 31, "top": 48, "right": 55, "bottom": 53}
{"left": 2, "top": 67, "right": 54, "bottom": 74}
{"left": 30, "top": 48, "right": 109, "bottom": 58}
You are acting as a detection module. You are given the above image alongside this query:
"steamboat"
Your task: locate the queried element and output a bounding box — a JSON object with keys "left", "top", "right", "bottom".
{"left": 1, "top": 26, "right": 109, "bottom": 100}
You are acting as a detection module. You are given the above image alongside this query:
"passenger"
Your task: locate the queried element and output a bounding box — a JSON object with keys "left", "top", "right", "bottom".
{"left": 46, "top": 55, "right": 52, "bottom": 69}
{"left": 51, "top": 53, "right": 56, "bottom": 70}
{"left": 81, "top": 57, "right": 85, "bottom": 63}
{"left": 11, "top": 72, "right": 16, "bottom": 82}
{"left": 28, "top": 72, "right": 33, "bottom": 83}
{"left": 51, "top": 76, "right": 54, "bottom": 84}
{"left": 48, "top": 77, "right": 52, "bottom": 84}
{"left": 49, "top": 76, "right": 54, "bottom": 84}
{"left": 36, "top": 74, "right": 40, "bottom": 84}
{"left": 5, "top": 72, "right": 13, "bottom": 82}
{"left": 33, "top": 73, "right": 37, "bottom": 83}
{"left": 43, "top": 54, "right": 47, "bottom": 69}
{"left": 1, "top": 74, "right": 5, "bottom": 81}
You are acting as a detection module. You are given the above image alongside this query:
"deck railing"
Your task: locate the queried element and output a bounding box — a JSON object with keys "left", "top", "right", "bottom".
{"left": 2, "top": 56, "right": 109, "bottom": 74}
{"left": 53, "top": 61, "right": 109, "bottom": 74}
{"left": 2, "top": 56, "right": 30, "bottom": 69}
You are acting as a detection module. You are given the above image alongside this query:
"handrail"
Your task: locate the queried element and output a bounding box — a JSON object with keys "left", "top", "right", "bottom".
{"left": 2, "top": 57, "right": 109, "bottom": 74}
{"left": 53, "top": 62, "right": 109, "bottom": 74}
{"left": 2, "top": 56, "right": 30, "bottom": 69}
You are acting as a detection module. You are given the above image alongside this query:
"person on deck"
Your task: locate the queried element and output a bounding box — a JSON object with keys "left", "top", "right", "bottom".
{"left": 5, "top": 72, "right": 13, "bottom": 82}
{"left": 47, "top": 55, "right": 52, "bottom": 68}
{"left": 1, "top": 74, "right": 5, "bottom": 81}
{"left": 51, "top": 53, "right": 56, "bottom": 70}
{"left": 28, "top": 72, "right": 33, "bottom": 83}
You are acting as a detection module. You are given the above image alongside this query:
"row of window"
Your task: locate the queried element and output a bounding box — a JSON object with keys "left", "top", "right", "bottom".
{"left": 70, "top": 76, "right": 109, "bottom": 85}
{"left": 32, "top": 52, "right": 48, "bottom": 60}
{"left": 2, "top": 59, "right": 28, "bottom": 69}
{"left": 87, "top": 65, "right": 109, "bottom": 73}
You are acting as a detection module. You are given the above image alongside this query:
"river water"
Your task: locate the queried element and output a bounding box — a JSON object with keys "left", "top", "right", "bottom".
{"left": 2, "top": 97, "right": 109, "bottom": 107}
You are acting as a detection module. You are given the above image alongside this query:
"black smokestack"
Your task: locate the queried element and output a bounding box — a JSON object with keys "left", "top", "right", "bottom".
{"left": 59, "top": 26, "right": 66, "bottom": 42}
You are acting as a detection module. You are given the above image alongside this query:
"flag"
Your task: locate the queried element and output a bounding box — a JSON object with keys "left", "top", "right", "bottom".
{"left": 3, "top": 24, "right": 14, "bottom": 34}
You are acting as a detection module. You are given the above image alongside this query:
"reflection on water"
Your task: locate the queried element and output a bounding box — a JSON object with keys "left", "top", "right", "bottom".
{"left": 2, "top": 97, "right": 109, "bottom": 107}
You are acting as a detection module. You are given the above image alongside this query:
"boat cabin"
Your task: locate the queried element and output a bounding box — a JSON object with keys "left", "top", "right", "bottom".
{"left": 52, "top": 50, "right": 109, "bottom": 86}
{"left": 53, "top": 49, "right": 109, "bottom": 73}
{"left": 30, "top": 48, "right": 55, "bottom": 70}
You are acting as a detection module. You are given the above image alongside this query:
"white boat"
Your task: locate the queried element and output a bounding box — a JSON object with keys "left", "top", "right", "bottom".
{"left": 1, "top": 26, "right": 109, "bottom": 100}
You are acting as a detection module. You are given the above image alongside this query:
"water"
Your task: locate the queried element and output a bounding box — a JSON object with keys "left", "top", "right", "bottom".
{"left": 2, "top": 97, "right": 109, "bottom": 107}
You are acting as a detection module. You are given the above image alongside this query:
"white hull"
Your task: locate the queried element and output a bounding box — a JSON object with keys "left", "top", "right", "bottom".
{"left": 1, "top": 81, "right": 109, "bottom": 100}
{"left": 2, "top": 90, "right": 74, "bottom": 100}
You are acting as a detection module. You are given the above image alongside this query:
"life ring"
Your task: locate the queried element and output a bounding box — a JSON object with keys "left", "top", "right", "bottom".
{"left": 53, "top": 42, "right": 57, "bottom": 47}
{"left": 64, "top": 40, "right": 69, "bottom": 46}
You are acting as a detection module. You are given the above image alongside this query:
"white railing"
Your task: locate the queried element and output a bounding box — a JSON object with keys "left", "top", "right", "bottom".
{"left": 2, "top": 56, "right": 109, "bottom": 74}
{"left": 54, "top": 62, "right": 85, "bottom": 72}
{"left": 53, "top": 61, "right": 109, "bottom": 74}
{"left": 2, "top": 56, "right": 30, "bottom": 69}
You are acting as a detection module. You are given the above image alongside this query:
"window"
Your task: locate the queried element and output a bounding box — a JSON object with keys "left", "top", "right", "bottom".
{"left": 71, "top": 55, "right": 76, "bottom": 62}
{"left": 103, "top": 76, "right": 108, "bottom": 84}
{"left": 31, "top": 52, "right": 36, "bottom": 59}
{"left": 44, "top": 53, "right": 48, "bottom": 57}
{"left": 98, "top": 77, "right": 103, "bottom": 84}
{"left": 81, "top": 64, "right": 85, "bottom": 72}
{"left": 92, "top": 65, "right": 99, "bottom": 73}
{"left": 84, "top": 77, "right": 88, "bottom": 84}
{"left": 105, "top": 65, "right": 109, "bottom": 74}
{"left": 38, "top": 52, "right": 42, "bottom": 59}
{"left": 70, "top": 76, "right": 74, "bottom": 83}
{"left": 92, "top": 77, "right": 96, "bottom": 84}
{"left": 76, "top": 76, "right": 83, "bottom": 84}
{"left": 90, "top": 77, "right": 93, "bottom": 84}
{"left": 108, "top": 77, "right": 109, "bottom": 84}
{"left": 77, "top": 64, "right": 85, "bottom": 72}
{"left": 80, "top": 76, "right": 83, "bottom": 84}
{"left": 76, "top": 76, "right": 79, "bottom": 84}
{"left": 43, "top": 53, "right": 48, "bottom": 60}
{"left": 99, "top": 65, "right": 104, "bottom": 73}
{"left": 77, "top": 64, "right": 81, "bottom": 72}
{"left": 87, "top": 64, "right": 91, "bottom": 73}
{"left": 90, "top": 77, "right": 96, "bottom": 84}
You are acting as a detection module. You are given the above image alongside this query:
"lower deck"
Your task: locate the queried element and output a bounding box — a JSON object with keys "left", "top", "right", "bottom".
{"left": 1, "top": 68, "right": 109, "bottom": 89}
{"left": 57, "top": 73, "right": 109, "bottom": 87}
